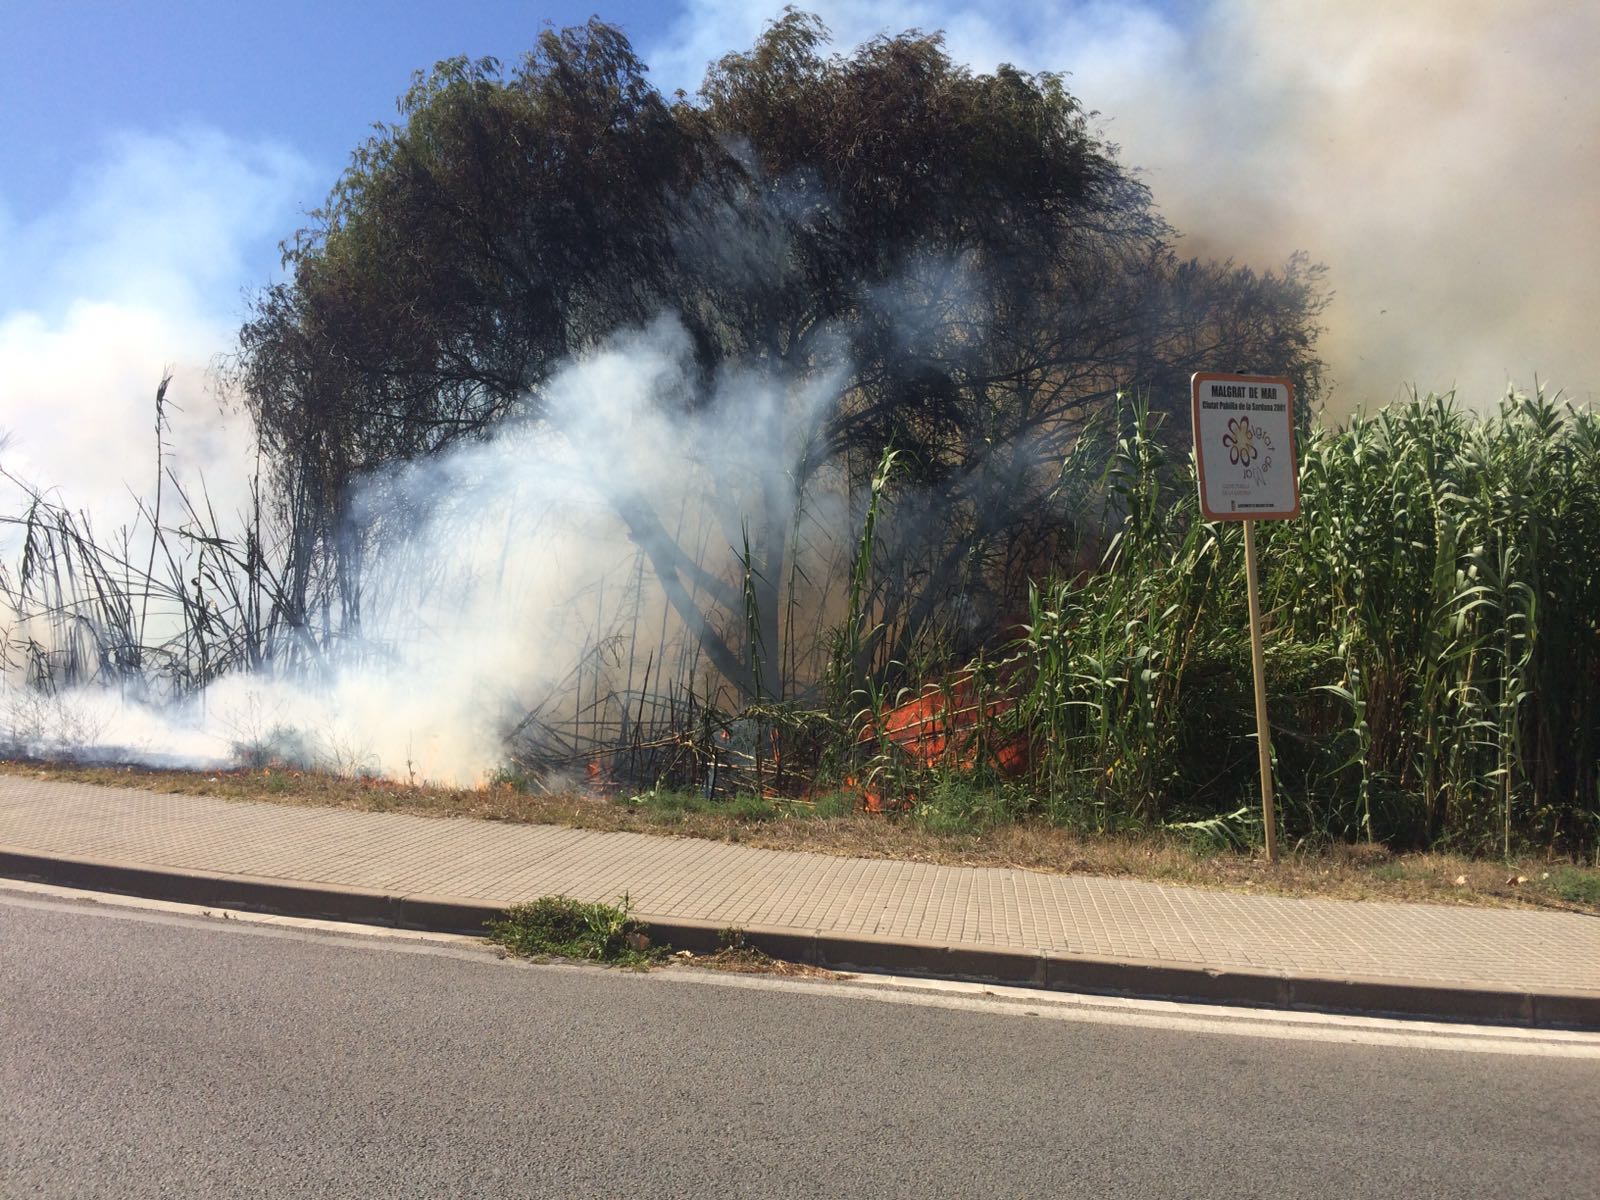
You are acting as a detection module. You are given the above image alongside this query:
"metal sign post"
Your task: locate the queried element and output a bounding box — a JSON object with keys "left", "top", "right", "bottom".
{"left": 1191, "top": 372, "right": 1301, "bottom": 864}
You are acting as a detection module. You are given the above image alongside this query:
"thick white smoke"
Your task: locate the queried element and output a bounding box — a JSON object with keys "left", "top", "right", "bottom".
{"left": 2, "top": 318, "right": 850, "bottom": 784}
{"left": 0, "top": 130, "right": 307, "bottom": 767}
{"left": 653, "top": 0, "right": 1600, "bottom": 410}
{"left": 7, "top": 2, "right": 1597, "bottom": 780}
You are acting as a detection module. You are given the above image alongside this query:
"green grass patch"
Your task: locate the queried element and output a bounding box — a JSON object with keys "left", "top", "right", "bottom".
{"left": 909, "top": 778, "right": 1028, "bottom": 835}
{"left": 624, "top": 787, "right": 779, "bottom": 823}
{"left": 808, "top": 790, "right": 859, "bottom": 819}
{"left": 1547, "top": 866, "right": 1600, "bottom": 906}
{"left": 486, "top": 894, "right": 664, "bottom": 966}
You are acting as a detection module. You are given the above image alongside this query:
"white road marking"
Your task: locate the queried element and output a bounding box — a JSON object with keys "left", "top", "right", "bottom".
{"left": 5, "top": 877, "right": 1597, "bottom": 1058}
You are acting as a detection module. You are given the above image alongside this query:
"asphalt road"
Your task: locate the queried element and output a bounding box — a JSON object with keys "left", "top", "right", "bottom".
{"left": 2, "top": 887, "right": 1596, "bottom": 1200}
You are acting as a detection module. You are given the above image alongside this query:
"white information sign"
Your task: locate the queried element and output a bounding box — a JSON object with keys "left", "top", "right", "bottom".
{"left": 1191, "top": 372, "right": 1300, "bottom": 521}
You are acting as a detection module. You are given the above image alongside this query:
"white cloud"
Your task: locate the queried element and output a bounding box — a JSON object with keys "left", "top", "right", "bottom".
{"left": 0, "top": 128, "right": 312, "bottom": 524}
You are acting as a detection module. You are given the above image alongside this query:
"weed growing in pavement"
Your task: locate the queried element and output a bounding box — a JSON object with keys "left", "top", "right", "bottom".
{"left": 486, "top": 894, "right": 664, "bottom": 966}
{"left": 694, "top": 926, "right": 783, "bottom": 972}
{"left": 685, "top": 927, "right": 846, "bottom": 978}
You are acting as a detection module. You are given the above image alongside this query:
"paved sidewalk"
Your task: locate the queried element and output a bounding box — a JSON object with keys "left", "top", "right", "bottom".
{"left": 2, "top": 774, "right": 1598, "bottom": 1023}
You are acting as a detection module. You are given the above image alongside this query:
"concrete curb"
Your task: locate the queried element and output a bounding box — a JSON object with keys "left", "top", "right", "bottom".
{"left": 5, "top": 846, "right": 1597, "bottom": 1030}
{"left": 0, "top": 848, "right": 502, "bottom": 936}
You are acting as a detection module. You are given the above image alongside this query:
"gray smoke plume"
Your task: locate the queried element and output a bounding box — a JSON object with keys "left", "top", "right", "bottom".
{"left": 7, "top": 2, "right": 1596, "bottom": 781}
{"left": 2, "top": 317, "right": 851, "bottom": 784}
{"left": 654, "top": 0, "right": 1600, "bottom": 409}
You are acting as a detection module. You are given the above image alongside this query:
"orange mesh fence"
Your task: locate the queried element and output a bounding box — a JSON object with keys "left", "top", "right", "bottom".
{"left": 852, "top": 673, "right": 1031, "bottom": 811}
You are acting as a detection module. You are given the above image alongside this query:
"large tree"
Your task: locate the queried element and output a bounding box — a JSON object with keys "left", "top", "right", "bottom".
{"left": 237, "top": 10, "right": 1325, "bottom": 698}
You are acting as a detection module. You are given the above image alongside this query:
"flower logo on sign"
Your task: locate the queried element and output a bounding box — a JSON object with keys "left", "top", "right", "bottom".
{"left": 1223, "top": 416, "right": 1257, "bottom": 466}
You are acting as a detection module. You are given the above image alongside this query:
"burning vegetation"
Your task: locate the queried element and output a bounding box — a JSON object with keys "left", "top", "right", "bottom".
{"left": 2, "top": 13, "right": 1596, "bottom": 858}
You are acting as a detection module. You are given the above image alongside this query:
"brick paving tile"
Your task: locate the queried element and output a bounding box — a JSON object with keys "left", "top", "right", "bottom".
{"left": 2, "top": 775, "right": 1598, "bottom": 994}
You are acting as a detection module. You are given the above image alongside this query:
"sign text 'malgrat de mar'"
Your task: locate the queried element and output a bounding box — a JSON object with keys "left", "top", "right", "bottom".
{"left": 1191, "top": 372, "right": 1300, "bottom": 520}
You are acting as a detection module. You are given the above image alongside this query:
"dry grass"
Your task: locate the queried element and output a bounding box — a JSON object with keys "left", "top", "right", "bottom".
{"left": 4, "top": 758, "right": 1597, "bottom": 915}
{"left": 680, "top": 947, "right": 848, "bottom": 979}
{"left": 677, "top": 928, "right": 849, "bottom": 978}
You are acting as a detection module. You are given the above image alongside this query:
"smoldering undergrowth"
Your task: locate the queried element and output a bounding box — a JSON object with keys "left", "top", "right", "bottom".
{"left": 1, "top": 316, "right": 861, "bottom": 784}
{"left": 32, "top": 14, "right": 1593, "bottom": 859}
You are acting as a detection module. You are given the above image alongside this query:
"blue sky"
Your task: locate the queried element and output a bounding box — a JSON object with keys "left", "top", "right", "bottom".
{"left": 1, "top": 1, "right": 1211, "bottom": 300}
{"left": 0, "top": 0, "right": 1595, "bottom": 513}
{"left": 1, "top": 1, "right": 680, "bottom": 304}
{"left": 2, "top": 2, "right": 682, "bottom": 216}
{"left": 0, "top": 2, "right": 1207, "bottom": 376}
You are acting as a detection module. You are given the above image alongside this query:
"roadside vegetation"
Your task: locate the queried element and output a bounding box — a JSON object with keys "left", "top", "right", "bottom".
{"left": 484, "top": 898, "right": 845, "bottom": 977}
{"left": 486, "top": 894, "right": 661, "bottom": 966}
{"left": 688, "top": 927, "right": 845, "bottom": 978}
{"left": 4, "top": 12, "right": 1598, "bottom": 886}
{"left": 966, "top": 389, "right": 1600, "bottom": 861}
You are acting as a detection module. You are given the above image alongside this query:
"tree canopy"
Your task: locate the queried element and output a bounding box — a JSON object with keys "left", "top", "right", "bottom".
{"left": 236, "top": 9, "right": 1327, "bottom": 696}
